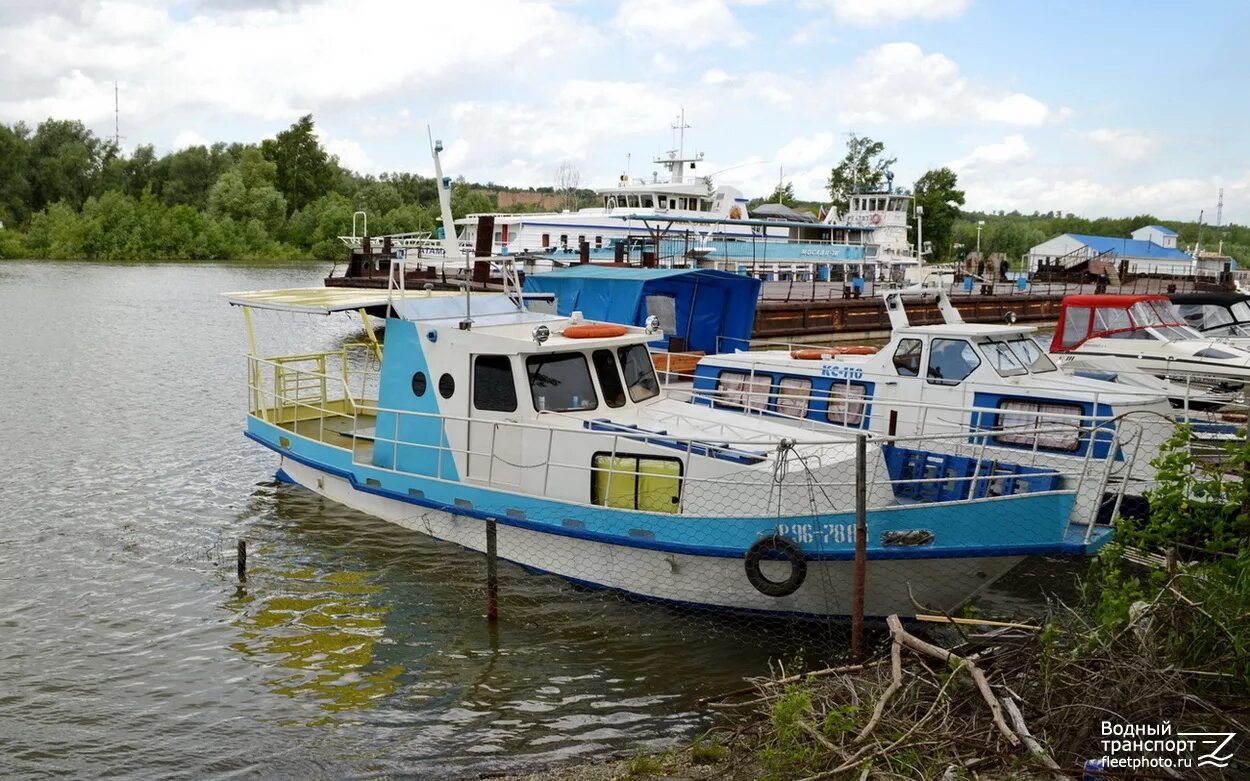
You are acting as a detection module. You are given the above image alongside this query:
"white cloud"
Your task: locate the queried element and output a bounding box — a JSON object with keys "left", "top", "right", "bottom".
{"left": 0, "top": 0, "right": 589, "bottom": 128}
{"left": 949, "top": 134, "right": 1033, "bottom": 173}
{"left": 613, "top": 0, "right": 751, "bottom": 50}
{"left": 803, "top": 0, "right": 970, "bottom": 26}
{"left": 171, "top": 128, "right": 210, "bottom": 150}
{"left": 323, "top": 137, "right": 374, "bottom": 173}
{"left": 776, "top": 132, "right": 835, "bottom": 167}
{"left": 833, "top": 42, "right": 1052, "bottom": 126}
{"left": 1074, "top": 127, "right": 1161, "bottom": 162}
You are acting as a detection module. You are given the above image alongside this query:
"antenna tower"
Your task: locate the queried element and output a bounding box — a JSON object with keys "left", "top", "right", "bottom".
{"left": 1217, "top": 187, "right": 1224, "bottom": 228}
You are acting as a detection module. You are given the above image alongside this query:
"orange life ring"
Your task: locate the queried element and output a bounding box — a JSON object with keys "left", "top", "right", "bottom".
{"left": 870, "top": 213, "right": 882, "bottom": 225}
{"left": 563, "top": 323, "right": 628, "bottom": 338}
{"left": 790, "top": 346, "right": 877, "bottom": 359}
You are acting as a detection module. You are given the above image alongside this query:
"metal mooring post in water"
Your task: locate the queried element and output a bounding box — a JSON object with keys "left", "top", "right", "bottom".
{"left": 851, "top": 434, "right": 867, "bottom": 661}
{"left": 237, "top": 539, "right": 247, "bottom": 582}
{"left": 486, "top": 518, "right": 499, "bottom": 622}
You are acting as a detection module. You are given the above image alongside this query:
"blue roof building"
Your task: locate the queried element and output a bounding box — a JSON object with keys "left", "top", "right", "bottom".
{"left": 1028, "top": 224, "right": 1201, "bottom": 276}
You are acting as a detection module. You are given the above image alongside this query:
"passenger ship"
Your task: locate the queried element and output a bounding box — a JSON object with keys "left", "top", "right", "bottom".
{"left": 228, "top": 139, "right": 1114, "bottom": 620}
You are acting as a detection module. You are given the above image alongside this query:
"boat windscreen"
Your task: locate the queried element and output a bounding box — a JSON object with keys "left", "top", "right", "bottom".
{"left": 980, "top": 340, "right": 1028, "bottom": 377}
{"left": 1006, "top": 337, "right": 1057, "bottom": 373}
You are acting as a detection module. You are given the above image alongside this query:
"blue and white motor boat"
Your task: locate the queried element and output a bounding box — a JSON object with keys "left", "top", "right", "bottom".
{"left": 226, "top": 141, "right": 1114, "bottom": 620}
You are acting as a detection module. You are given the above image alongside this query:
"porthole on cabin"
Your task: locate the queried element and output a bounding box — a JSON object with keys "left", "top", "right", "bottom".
{"left": 438, "top": 373, "right": 455, "bottom": 399}
{"left": 411, "top": 371, "right": 427, "bottom": 397}
{"left": 994, "top": 400, "right": 1083, "bottom": 452}
{"left": 715, "top": 370, "right": 770, "bottom": 411}
{"left": 893, "top": 338, "right": 922, "bottom": 377}
{"left": 473, "top": 355, "right": 517, "bottom": 412}
{"left": 824, "top": 383, "right": 868, "bottom": 426}
{"left": 591, "top": 453, "right": 682, "bottom": 513}
{"left": 774, "top": 377, "right": 811, "bottom": 417}
{"left": 926, "top": 338, "right": 980, "bottom": 385}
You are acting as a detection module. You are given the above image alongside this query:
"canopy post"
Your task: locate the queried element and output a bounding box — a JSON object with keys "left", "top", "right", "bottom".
{"left": 358, "top": 308, "right": 383, "bottom": 362}
{"left": 242, "top": 306, "right": 267, "bottom": 423}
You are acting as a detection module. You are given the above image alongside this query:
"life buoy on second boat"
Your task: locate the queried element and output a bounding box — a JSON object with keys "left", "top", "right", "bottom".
{"left": 744, "top": 534, "right": 807, "bottom": 598}
{"left": 789, "top": 345, "right": 878, "bottom": 359}
{"left": 563, "top": 324, "right": 629, "bottom": 339}
{"left": 870, "top": 212, "right": 882, "bottom": 225}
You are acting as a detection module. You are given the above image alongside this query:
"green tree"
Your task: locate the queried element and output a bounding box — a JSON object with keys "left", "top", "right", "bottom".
{"left": 0, "top": 122, "right": 32, "bottom": 226}
{"left": 826, "top": 133, "right": 896, "bottom": 215}
{"left": 913, "top": 167, "right": 965, "bottom": 261}
{"left": 208, "top": 156, "right": 287, "bottom": 234}
{"left": 152, "top": 143, "right": 235, "bottom": 209}
{"left": 28, "top": 119, "right": 107, "bottom": 211}
{"left": 261, "top": 114, "right": 335, "bottom": 213}
{"left": 769, "top": 181, "right": 797, "bottom": 207}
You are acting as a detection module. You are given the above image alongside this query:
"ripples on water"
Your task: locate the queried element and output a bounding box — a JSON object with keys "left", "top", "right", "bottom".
{"left": 0, "top": 261, "right": 1084, "bottom": 779}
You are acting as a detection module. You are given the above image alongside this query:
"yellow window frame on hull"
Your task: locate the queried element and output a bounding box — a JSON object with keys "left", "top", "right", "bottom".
{"left": 591, "top": 453, "right": 683, "bottom": 514}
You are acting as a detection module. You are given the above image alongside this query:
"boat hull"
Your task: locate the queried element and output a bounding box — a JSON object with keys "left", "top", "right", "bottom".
{"left": 277, "top": 457, "right": 1024, "bottom": 619}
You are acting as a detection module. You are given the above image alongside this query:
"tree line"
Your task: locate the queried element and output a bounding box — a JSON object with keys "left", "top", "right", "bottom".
{"left": 0, "top": 118, "right": 1239, "bottom": 266}
{"left": 0, "top": 115, "right": 591, "bottom": 261}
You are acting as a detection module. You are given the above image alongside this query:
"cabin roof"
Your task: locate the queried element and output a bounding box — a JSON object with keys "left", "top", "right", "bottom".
{"left": 616, "top": 212, "right": 862, "bottom": 231}
{"left": 895, "top": 323, "right": 1039, "bottom": 337}
{"left": 1059, "top": 294, "right": 1169, "bottom": 309}
{"left": 222, "top": 287, "right": 471, "bottom": 314}
{"left": 1169, "top": 292, "right": 1250, "bottom": 307}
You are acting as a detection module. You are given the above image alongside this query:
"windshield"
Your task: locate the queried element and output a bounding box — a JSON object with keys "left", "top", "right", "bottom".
{"left": 618, "top": 344, "right": 660, "bottom": 402}
{"left": 1128, "top": 301, "right": 1184, "bottom": 328}
{"left": 980, "top": 340, "right": 1027, "bottom": 377}
{"left": 526, "top": 352, "right": 597, "bottom": 411}
{"left": 1007, "top": 337, "right": 1057, "bottom": 373}
{"left": 1233, "top": 301, "right": 1250, "bottom": 323}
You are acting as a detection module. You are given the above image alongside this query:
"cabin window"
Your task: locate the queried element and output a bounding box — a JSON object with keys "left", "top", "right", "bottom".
{"left": 592, "top": 349, "right": 627, "bottom": 408}
{"left": 996, "top": 400, "right": 1083, "bottom": 452}
{"left": 927, "top": 339, "right": 980, "bottom": 385}
{"left": 716, "top": 370, "right": 769, "bottom": 411}
{"left": 473, "top": 355, "right": 517, "bottom": 412}
{"left": 1094, "top": 308, "right": 1132, "bottom": 334}
{"left": 411, "top": 372, "right": 427, "bottom": 397}
{"left": 541, "top": 233, "right": 550, "bottom": 248}
{"left": 619, "top": 344, "right": 660, "bottom": 402}
{"left": 1196, "top": 347, "right": 1239, "bottom": 359}
{"left": 775, "top": 377, "right": 811, "bottom": 417}
{"left": 591, "top": 453, "right": 682, "bottom": 513}
{"left": 1006, "top": 338, "right": 1057, "bottom": 373}
{"left": 526, "top": 352, "right": 597, "bottom": 411}
{"left": 577, "top": 235, "right": 585, "bottom": 247}
{"left": 645, "top": 294, "right": 677, "bottom": 336}
{"left": 658, "top": 196, "right": 668, "bottom": 208}
{"left": 438, "top": 373, "right": 455, "bottom": 398}
{"left": 641, "top": 195, "right": 654, "bottom": 208}
{"left": 893, "top": 338, "right": 923, "bottom": 377}
{"left": 595, "top": 236, "right": 603, "bottom": 249}
{"left": 1060, "top": 307, "right": 1091, "bottom": 348}
{"left": 560, "top": 234, "right": 568, "bottom": 248}
{"left": 981, "top": 340, "right": 1028, "bottom": 377}
{"left": 825, "top": 382, "right": 868, "bottom": 426}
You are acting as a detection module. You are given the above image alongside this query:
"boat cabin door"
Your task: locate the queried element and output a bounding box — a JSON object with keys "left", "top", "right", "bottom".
{"left": 466, "top": 354, "right": 525, "bottom": 487}
{"left": 915, "top": 337, "right": 979, "bottom": 436}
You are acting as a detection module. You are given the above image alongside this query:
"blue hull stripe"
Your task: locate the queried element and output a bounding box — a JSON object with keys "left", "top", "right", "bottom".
{"left": 245, "top": 430, "right": 1108, "bottom": 560}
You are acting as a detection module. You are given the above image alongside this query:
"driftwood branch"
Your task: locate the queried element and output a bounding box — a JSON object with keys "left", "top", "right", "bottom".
{"left": 1002, "top": 696, "right": 1065, "bottom": 781}
{"left": 854, "top": 638, "right": 902, "bottom": 744}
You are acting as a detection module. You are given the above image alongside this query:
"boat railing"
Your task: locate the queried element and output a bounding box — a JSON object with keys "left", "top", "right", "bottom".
{"left": 245, "top": 353, "right": 1133, "bottom": 525}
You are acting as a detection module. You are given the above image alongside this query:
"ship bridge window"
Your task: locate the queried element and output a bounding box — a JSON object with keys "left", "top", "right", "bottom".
{"left": 473, "top": 355, "right": 518, "bottom": 412}
{"left": 893, "top": 338, "right": 923, "bottom": 377}
{"left": 526, "top": 352, "right": 598, "bottom": 412}
{"left": 619, "top": 344, "right": 660, "bottom": 402}
{"left": 995, "top": 400, "right": 1083, "bottom": 452}
{"left": 1059, "top": 307, "right": 1091, "bottom": 348}
{"left": 592, "top": 349, "right": 627, "bottom": 408}
{"left": 927, "top": 338, "right": 980, "bottom": 385}
{"left": 641, "top": 195, "right": 654, "bottom": 208}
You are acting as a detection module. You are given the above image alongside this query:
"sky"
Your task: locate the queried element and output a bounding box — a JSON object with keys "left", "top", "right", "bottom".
{"left": 1, "top": 0, "right": 1247, "bottom": 222}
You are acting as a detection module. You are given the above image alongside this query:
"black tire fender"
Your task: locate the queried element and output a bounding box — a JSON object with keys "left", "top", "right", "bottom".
{"left": 744, "top": 534, "right": 807, "bottom": 598}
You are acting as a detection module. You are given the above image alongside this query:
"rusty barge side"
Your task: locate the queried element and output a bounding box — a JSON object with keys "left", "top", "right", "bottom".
{"left": 752, "top": 294, "right": 1063, "bottom": 339}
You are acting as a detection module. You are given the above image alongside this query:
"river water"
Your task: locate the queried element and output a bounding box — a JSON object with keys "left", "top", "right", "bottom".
{"left": 0, "top": 261, "right": 1080, "bottom": 779}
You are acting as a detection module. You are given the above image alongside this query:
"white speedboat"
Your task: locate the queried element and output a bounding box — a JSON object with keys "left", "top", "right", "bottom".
{"left": 1170, "top": 292, "right": 1250, "bottom": 345}
{"left": 1048, "top": 294, "right": 1250, "bottom": 391}
{"left": 690, "top": 290, "right": 1175, "bottom": 521}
